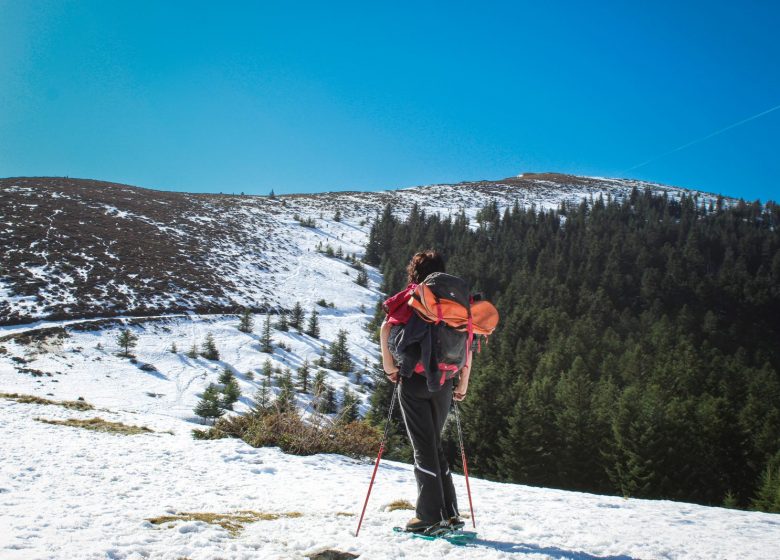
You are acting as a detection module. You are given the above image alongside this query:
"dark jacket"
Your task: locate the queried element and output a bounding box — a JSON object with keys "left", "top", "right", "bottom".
{"left": 389, "top": 313, "right": 444, "bottom": 392}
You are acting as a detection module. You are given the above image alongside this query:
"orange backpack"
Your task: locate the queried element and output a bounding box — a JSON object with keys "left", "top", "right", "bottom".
{"left": 408, "top": 272, "right": 499, "bottom": 371}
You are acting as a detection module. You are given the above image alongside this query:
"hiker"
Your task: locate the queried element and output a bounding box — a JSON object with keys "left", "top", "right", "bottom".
{"left": 380, "top": 250, "right": 469, "bottom": 533}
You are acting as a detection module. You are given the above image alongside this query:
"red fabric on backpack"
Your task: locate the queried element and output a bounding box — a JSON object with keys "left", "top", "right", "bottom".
{"left": 382, "top": 283, "right": 417, "bottom": 326}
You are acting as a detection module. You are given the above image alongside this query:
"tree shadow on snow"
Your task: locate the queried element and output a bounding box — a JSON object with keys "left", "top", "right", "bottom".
{"left": 471, "top": 539, "right": 636, "bottom": 560}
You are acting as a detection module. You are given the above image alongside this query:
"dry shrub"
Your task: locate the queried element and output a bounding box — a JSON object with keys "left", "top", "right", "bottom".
{"left": 1, "top": 392, "right": 93, "bottom": 410}
{"left": 329, "top": 421, "right": 382, "bottom": 458}
{"left": 35, "top": 417, "right": 154, "bottom": 435}
{"left": 147, "top": 510, "right": 302, "bottom": 537}
{"left": 193, "top": 411, "right": 380, "bottom": 458}
{"left": 384, "top": 499, "right": 414, "bottom": 512}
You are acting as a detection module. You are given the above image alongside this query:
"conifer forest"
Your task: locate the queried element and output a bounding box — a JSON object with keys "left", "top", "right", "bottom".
{"left": 367, "top": 189, "right": 780, "bottom": 512}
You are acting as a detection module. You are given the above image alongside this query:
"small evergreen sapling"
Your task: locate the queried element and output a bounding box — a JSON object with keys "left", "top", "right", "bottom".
{"left": 116, "top": 329, "right": 138, "bottom": 358}
{"left": 290, "top": 302, "right": 304, "bottom": 332}
{"left": 276, "top": 311, "right": 289, "bottom": 332}
{"left": 321, "top": 385, "right": 337, "bottom": 414}
{"left": 340, "top": 387, "right": 360, "bottom": 423}
{"left": 263, "top": 359, "right": 273, "bottom": 383}
{"left": 253, "top": 380, "right": 271, "bottom": 414}
{"left": 313, "top": 369, "right": 327, "bottom": 396}
{"left": 218, "top": 367, "right": 235, "bottom": 385}
{"left": 260, "top": 315, "right": 273, "bottom": 353}
{"left": 306, "top": 309, "right": 320, "bottom": 338}
{"left": 275, "top": 369, "right": 296, "bottom": 413}
{"left": 200, "top": 333, "right": 220, "bottom": 360}
{"left": 194, "top": 384, "right": 224, "bottom": 423}
{"left": 221, "top": 379, "right": 241, "bottom": 411}
{"left": 238, "top": 308, "right": 254, "bottom": 333}
{"left": 328, "top": 329, "right": 353, "bottom": 372}
{"left": 297, "top": 359, "right": 311, "bottom": 393}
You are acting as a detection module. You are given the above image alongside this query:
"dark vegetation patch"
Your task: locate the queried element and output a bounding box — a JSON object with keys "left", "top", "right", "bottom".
{"left": 367, "top": 189, "right": 780, "bottom": 512}
{"left": 0, "top": 177, "right": 276, "bottom": 324}
{"left": 146, "top": 511, "right": 302, "bottom": 537}
{"left": 35, "top": 416, "right": 155, "bottom": 435}
{"left": 0, "top": 392, "right": 92, "bottom": 410}
{"left": 0, "top": 327, "right": 71, "bottom": 345}
{"left": 307, "top": 550, "right": 359, "bottom": 560}
{"left": 192, "top": 411, "right": 379, "bottom": 459}
{"left": 384, "top": 499, "right": 414, "bottom": 512}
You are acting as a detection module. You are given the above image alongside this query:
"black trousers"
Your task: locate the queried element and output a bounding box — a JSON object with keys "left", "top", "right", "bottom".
{"left": 399, "top": 373, "right": 459, "bottom": 522}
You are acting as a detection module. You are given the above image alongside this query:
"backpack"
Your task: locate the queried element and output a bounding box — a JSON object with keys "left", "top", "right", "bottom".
{"left": 406, "top": 272, "right": 499, "bottom": 386}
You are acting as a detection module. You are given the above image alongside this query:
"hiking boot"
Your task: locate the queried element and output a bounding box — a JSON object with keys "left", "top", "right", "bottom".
{"left": 404, "top": 517, "right": 441, "bottom": 534}
{"left": 448, "top": 516, "right": 465, "bottom": 530}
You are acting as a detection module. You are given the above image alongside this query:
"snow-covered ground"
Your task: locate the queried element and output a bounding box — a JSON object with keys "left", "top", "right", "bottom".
{"left": 2, "top": 174, "right": 773, "bottom": 559}
{"left": 1, "top": 314, "right": 779, "bottom": 559}
{"left": 1, "top": 386, "right": 779, "bottom": 559}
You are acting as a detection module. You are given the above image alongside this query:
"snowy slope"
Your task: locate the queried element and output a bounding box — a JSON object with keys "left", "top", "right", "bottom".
{"left": 2, "top": 173, "right": 771, "bottom": 559}
{"left": 1, "top": 391, "right": 778, "bottom": 559}
{"left": 0, "top": 173, "right": 728, "bottom": 325}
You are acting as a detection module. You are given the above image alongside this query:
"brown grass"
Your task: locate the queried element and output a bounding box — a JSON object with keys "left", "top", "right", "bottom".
{"left": 193, "top": 411, "right": 380, "bottom": 458}
{"left": 385, "top": 499, "right": 414, "bottom": 512}
{"left": 146, "top": 510, "right": 302, "bottom": 537}
{"left": 35, "top": 416, "right": 154, "bottom": 435}
{"left": 1, "top": 392, "right": 93, "bottom": 410}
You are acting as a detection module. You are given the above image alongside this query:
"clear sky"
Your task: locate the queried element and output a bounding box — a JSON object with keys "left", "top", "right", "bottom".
{"left": 1, "top": 1, "right": 778, "bottom": 201}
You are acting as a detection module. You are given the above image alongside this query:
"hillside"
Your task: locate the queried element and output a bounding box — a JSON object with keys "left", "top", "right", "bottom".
{"left": 3, "top": 173, "right": 774, "bottom": 559}
{"left": 0, "top": 174, "right": 721, "bottom": 326}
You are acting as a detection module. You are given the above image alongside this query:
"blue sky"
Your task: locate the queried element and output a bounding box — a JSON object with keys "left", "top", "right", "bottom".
{"left": 1, "top": 1, "right": 778, "bottom": 201}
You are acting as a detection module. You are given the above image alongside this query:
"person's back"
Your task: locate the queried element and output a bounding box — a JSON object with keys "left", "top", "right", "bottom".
{"left": 380, "top": 250, "right": 470, "bottom": 533}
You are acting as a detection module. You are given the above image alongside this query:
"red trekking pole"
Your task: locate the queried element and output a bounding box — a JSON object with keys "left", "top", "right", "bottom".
{"left": 453, "top": 402, "right": 476, "bottom": 528}
{"left": 355, "top": 382, "right": 399, "bottom": 537}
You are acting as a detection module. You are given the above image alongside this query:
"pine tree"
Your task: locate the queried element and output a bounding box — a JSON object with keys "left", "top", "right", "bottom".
{"left": 290, "top": 302, "right": 304, "bottom": 332}
{"left": 276, "top": 311, "right": 289, "bottom": 332}
{"left": 253, "top": 379, "right": 271, "bottom": 414}
{"left": 328, "top": 329, "right": 352, "bottom": 372}
{"left": 313, "top": 369, "right": 327, "bottom": 396}
{"left": 297, "top": 359, "right": 311, "bottom": 393}
{"left": 194, "top": 384, "right": 224, "bottom": 423}
{"left": 752, "top": 453, "right": 780, "bottom": 513}
{"left": 221, "top": 379, "right": 241, "bottom": 411}
{"left": 334, "top": 208, "right": 342, "bottom": 222}
{"left": 169, "top": 342, "right": 178, "bottom": 353}
{"left": 238, "top": 308, "right": 254, "bottom": 333}
{"left": 262, "top": 358, "right": 273, "bottom": 383}
{"left": 116, "top": 329, "right": 138, "bottom": 358}
{"left": 340, "top": 387, "right": 359, "bottom": 423}
{"left": 245, "top": 370, "right": 255, "bottom": 381}
{"left": 306, "top": 309, "right": 320, "bottom": 338}
{"left": 275, "top": 369, "right": 296, "bottom": 413}
{"left": 554, "top": 356, "right": 599, "bottom": 490}
{"left": 260, "top": 315, "right": 273, "bottom": 353}
{"left": 187, "top": 342, "right": 199, "bottom": 359}
{"left": 200, "top": 332, "right": 220, "bottom": 360}
{"left": 355, "top": 268, "right": 369, "bottom": 287}
{"left": 218, "top": 367, "right": 235, "bottom": 385}
{"left": 317, "top": 384, "right": 337, "bottom": 414}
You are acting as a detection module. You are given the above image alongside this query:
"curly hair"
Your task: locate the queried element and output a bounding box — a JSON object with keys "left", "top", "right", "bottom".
{"left": 406, "top": 250, "right": 445, "bottom": 284}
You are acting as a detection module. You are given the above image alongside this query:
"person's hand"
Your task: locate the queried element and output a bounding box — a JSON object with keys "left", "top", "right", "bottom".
{"left": 383, "top": 363, "right": 399, "bottom": 383}
{"left": 453, "top": 378, "right": 468, "bottom": 401}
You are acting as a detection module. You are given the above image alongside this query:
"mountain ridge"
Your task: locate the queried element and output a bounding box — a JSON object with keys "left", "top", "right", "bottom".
{"left": 0, "top": 174, "right": 731, "bottom": 326}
